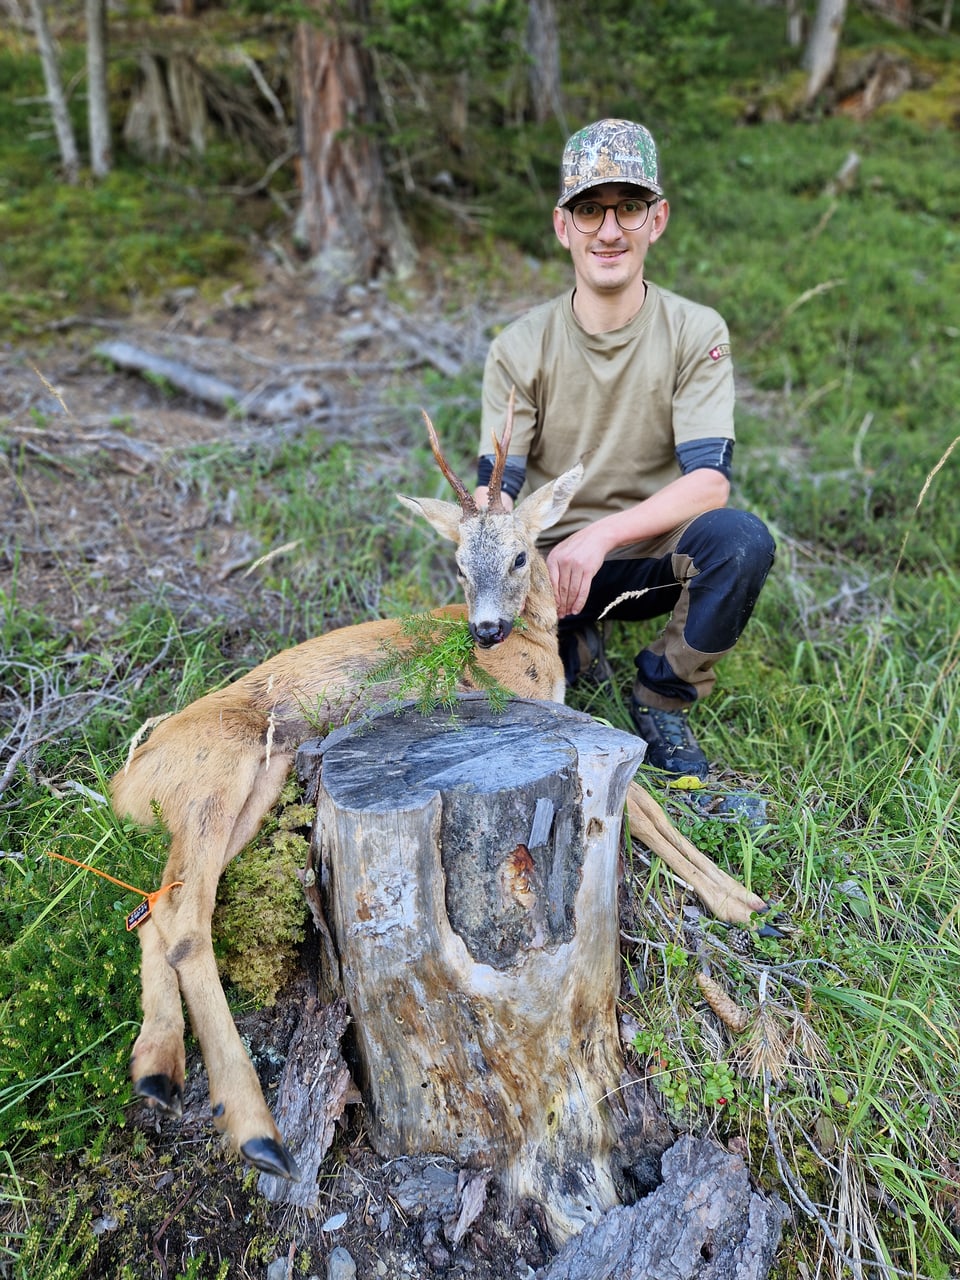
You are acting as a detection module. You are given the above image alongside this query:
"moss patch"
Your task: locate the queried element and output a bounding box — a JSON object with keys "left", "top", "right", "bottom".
{"left": 212, "top": 780, "right": 313, "bottom": 1007}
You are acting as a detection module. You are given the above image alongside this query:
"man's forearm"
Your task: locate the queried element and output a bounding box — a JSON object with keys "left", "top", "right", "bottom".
{"left": 583, "top": 468, "right": 730, "bottom": 556}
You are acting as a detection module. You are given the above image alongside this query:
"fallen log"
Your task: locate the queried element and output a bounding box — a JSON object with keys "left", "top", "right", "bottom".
{"left": 94, "top": 338, "right": 329, "bottom": 420}
{"left": 95, "top": 339, "right": 244, "bottom": 410}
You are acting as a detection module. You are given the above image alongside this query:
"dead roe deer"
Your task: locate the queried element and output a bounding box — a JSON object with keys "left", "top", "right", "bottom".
{"left": 111, "top": 407, "right": 766, "bottom": 1180}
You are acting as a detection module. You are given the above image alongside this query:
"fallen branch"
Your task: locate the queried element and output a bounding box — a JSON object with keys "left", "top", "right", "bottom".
{"left": 95, "top": 339, "right": 244, "bottom": 412}
{"left": 93, "top": 339, "right": 337, "bottom": 422}
{"left": 7, "top": 421, "right": 165, "bottom": 474}
{"left": 256, "top": 996, "right": 358, "bottom": 1210}
{"left": 377, "top": 310, "right": 463, "bottom": 379}
{"left": 1, "top": 637, "right": 175, "bottom": 798}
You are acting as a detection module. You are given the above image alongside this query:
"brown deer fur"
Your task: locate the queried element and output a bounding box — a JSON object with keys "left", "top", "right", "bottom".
{"left": 111, "top": 411, "right": 766, "bottom": 1180}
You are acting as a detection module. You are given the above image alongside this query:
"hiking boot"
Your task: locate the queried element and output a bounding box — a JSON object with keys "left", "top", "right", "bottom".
{"left": 629, "top": 700, "right": 710, "bottom": 782}
{"left": 558, "top": 623, "right": 615, "bottom": 689}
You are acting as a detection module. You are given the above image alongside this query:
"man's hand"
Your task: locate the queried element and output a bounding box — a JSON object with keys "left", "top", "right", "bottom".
{"left": 547, "top": 527, "right": 609, "bottom": 617}
{"left": 474, "top": 485, "right": 515, "bottom": 511}
{"left": 544, "top": 469, "right": 731, "bottom": 618}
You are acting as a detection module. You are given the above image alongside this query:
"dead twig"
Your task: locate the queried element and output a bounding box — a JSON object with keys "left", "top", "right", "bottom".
{"left": 1, "top": 636, "right": 176, "bottom": 798}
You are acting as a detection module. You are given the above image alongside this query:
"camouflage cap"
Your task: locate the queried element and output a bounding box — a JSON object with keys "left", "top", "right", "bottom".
{"left": 557, "top": 118, "right": 663, "bottom": 207}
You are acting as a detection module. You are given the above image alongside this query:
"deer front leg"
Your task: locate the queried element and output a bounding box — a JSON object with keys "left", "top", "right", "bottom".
{"left": 626, "top": 782, "right": 768, "bottom": 926}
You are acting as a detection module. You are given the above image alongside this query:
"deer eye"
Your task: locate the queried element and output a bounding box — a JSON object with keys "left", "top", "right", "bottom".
{"left": 512, "top": 551, "right": 527, "bottom": 570}
{"left": 454, "top": 560, "right": 465, "bottom": 580}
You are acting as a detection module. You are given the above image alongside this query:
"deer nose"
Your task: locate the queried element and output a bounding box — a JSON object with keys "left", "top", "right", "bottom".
{"left": 471, "top": 618, "right": 514, "bottom": 648}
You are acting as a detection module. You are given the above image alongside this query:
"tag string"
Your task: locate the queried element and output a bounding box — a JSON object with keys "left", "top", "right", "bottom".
{"left": 47, "top": 851, "right": 183, "bottom": 931}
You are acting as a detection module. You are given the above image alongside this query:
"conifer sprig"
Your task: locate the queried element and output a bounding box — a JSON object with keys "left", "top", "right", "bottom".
{"left": 364, "top": 613, "right": 514, "bottom": 715}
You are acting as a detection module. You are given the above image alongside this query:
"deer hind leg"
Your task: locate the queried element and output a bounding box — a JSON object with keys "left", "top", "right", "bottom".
{"left": 132, "top": 750, "right": 300, "bottom": 1179}
{"left": 626, "top": 781, "right": 768, "bottom": 925}
{"left": 131, "top": 914, "right": 187, "bottom": 1115}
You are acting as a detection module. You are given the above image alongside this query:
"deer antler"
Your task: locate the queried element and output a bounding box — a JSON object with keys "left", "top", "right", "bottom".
{"left": 422, "top": 409, "right": 479, "bottom": 519}
{"left": 423, "top": 388, "right": 516, "bottom": 518}
{"left": 485, "top": 386, "right": 515, "bottom": 514}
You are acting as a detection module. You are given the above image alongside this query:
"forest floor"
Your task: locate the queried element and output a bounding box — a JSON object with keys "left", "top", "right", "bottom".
{"left": 1, "top": 246, "right": 531, "bottom": 643}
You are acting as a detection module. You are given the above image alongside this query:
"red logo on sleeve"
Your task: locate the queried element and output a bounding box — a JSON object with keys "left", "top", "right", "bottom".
{"left": 709, "top": 343, "right": 731, "bottom": 362}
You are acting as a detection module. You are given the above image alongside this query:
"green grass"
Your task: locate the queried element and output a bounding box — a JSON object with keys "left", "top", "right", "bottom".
{"left": 0, "top": 165, "right": 258, "bottom": 333}
{"left": 575, "top": 539, "right": 960, "bottom": 1276}
{"left": 2, "top": 0, "right": 960, "bottom": 1275}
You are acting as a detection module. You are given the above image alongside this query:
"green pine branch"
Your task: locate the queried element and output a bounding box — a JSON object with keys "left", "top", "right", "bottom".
{"left": 363, "top": 613, "right": 516, "bottom": 715}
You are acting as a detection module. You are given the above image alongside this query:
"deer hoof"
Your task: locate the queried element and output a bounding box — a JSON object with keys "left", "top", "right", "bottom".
{"left": 240, "top": 1136, "right": 301, "bottom": 1181}
{"left": 134, "top": 1073, "right": 183, "bottom": 1118}
{"left": 757, "top": 918, "right": 787, "bottom": 939}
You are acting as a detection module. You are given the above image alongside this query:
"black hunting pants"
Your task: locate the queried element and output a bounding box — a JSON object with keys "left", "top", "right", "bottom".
{"left": 556, "top": 507, "right": 776, "bottom": 712}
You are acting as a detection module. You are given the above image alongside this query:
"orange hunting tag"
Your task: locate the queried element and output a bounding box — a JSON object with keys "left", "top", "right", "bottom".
{"left": 122, "top": 882, "right": 183, "bottom": 931}
{"left": 125, "top": 899, "right": 152, "bottom": 931}
{"left": 46, "top": 851, "right": 183, "bottom": 931}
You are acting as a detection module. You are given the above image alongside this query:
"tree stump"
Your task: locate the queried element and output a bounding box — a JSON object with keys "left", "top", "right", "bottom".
{"left": 297, "top": 695, "right": 645, "bottom": 1245}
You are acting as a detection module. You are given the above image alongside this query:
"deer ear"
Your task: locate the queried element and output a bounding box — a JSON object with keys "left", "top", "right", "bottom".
{"left": 397, "top": 494, "right": 464, "bottom": 544}
{"left": 514, "top": 463, "right": 584, "bottom": 535}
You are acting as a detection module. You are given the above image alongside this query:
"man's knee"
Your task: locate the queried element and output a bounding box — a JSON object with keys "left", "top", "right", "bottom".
{"left": 679, "top": 508, "right": 775, "bottom": 585}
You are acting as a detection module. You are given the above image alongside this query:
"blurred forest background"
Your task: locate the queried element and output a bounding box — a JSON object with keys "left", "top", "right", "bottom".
{"left": 1, "top": 1, "right": 959, "bottom": 1278}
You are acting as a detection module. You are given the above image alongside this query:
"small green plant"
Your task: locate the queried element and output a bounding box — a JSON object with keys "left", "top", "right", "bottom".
{"left": 0, "top": 805, "right": 164, "bottom": 1160}
{"left": 12, "top": 1189, "right": 98, "bottom": 1280}
{"left": 172, "top": 1260, "right": 230, "bottom": 1280}
{"left": 141, "top": 370, "right": 175, "bottom": 399}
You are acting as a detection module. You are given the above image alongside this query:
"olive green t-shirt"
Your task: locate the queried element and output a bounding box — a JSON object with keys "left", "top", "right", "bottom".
{"left": 479, "top": 282, "right": 735, "bottom": 545}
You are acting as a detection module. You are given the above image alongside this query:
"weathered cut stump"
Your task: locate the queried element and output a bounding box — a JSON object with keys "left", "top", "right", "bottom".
{"left": 298, "top": 695, "right": 645, "bottom": 1244}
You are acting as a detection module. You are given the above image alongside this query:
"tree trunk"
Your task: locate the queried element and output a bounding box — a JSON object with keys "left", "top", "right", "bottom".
{"left": 122, "top": 53, "right": 207, "bottom": 159}
{"left": 123, "top": 54, "right": 172, "bottom": 158}
{"left": 28, "top": 0, "right": 80, "bottom": 183}
{"left": 525, "top": 0, "right": 566, "bottom": 128}
{"left": 166, "top": 54, "right": 207, "bottom": 153}
{"left": 85, "top": 0, "right": 111, "bottom": 177}
{"left": 300, "top": 696, "right": 645, "bottom": 1246}
{"left": 295, "top": 0, "right": 416, "bottom": 294}
{"left": 803, "top": 0, "right": 848, "bottom": 105}
{"left": 785, "top": 0, "right": 804, "bottom": 47}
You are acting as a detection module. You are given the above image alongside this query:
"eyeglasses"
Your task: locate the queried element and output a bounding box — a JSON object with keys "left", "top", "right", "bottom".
{"left": 568, "top": 197, "right": 659, "bottom": 235}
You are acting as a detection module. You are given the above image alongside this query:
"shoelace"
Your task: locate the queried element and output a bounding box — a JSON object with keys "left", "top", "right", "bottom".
{"left": 645, "top": 707, "right": 694, "bottom": 750}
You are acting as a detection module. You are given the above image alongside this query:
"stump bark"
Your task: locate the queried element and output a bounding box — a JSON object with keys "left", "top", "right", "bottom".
{"left": 297, "top": 695, "right": 645, "bottom": 1244}
{"left": 536, "top": 1136, "right": 787, "bottom": 1280}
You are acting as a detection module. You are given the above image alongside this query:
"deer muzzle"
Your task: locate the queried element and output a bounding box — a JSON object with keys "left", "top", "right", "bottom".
{"left": 471, "top": 617, "right": 514, "bottom": 647}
